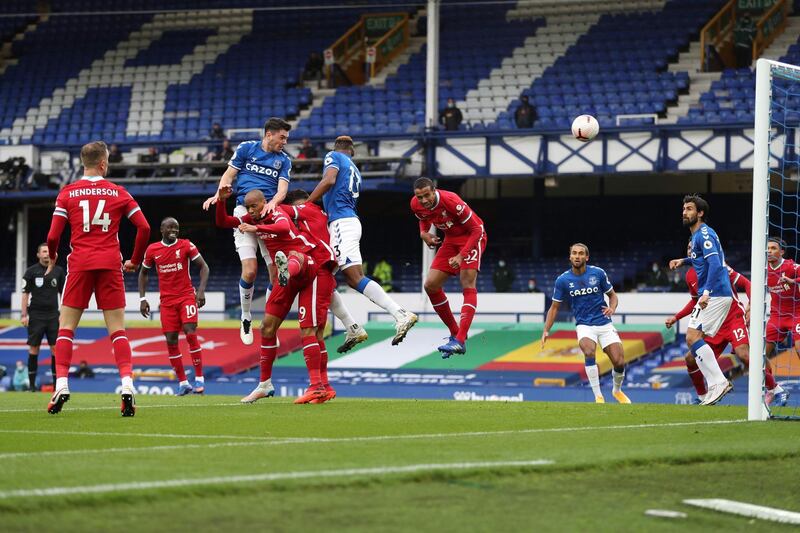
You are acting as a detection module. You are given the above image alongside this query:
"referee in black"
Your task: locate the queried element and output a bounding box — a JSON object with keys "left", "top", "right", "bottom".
{"left": 20, "top": 243, "right": 65, "bottom": 391}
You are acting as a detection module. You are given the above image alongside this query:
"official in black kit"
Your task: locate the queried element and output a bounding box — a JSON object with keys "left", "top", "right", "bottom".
{"left": 20, "top": 243, "right": 65, "bottom": 390}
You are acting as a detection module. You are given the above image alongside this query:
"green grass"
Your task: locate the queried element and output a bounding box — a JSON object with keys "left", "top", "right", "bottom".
{"left": 1, "top": 394, "right": 799, "bottom": 532}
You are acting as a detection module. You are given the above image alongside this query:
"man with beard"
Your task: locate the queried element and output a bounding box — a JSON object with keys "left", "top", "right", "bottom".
{"left": 542, "top": 243, "right": 631, "bottom": 404}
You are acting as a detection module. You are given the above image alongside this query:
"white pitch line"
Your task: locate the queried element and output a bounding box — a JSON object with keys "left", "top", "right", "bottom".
{"left": 0, "top": 419, "right": 747, "bottom": 459}
{"left": 0, "top": 459, "right": 555, "bottom": 499}
{"left": 0, "top": 429, "right": 270, "bottom": 440}
{"left": 684, "top": 499, "right": 800, "bottom": 525}
{"left": 0, "top": 402, "right": 240, "bottom": 413}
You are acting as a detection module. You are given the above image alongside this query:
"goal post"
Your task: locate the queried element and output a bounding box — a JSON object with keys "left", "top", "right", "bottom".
{"left": 749, "top": 58, "right": 800, "bottom": 421}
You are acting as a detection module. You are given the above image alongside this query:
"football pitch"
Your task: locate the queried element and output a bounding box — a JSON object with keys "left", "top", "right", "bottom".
{"left": 1, "top": 395, "right": 799, "bottom": 532}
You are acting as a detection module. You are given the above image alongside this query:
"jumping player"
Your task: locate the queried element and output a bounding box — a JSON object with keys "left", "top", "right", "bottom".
{"left": 306, "top": 135, "right": 417, "bottom": 345}
{"left": 215, "top": 186, "right": 333, "bottom": 404}
{"left": 410, "top": 178, "right": 487, "bottom": 357}
{"left": 680, "top": 194, "right": 733, "bottom": 405}
{"left": 202, "top": 118, "right": 292, "bottom": 346}
{"left": 542, "top": 243, "right": 631, "bottom": 404}
{"left": 45, "top": 141, "right": 151, "bottom": 416}
{"left": 138, "top": 217, "right": 210, "bottom": 396}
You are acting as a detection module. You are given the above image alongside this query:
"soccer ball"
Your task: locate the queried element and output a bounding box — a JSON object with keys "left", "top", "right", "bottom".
{"left": 571, "top": 115, "right": 599, "bottom": 142}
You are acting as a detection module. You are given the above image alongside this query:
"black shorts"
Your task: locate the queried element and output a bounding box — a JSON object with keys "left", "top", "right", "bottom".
{"left": 27, "top": 316, "right": 58, "bottom": 347}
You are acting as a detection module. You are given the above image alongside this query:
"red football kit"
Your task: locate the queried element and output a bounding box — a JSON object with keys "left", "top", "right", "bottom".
{"left": 766, "top": 258, "right": 800, "bottom": 343}
{"left": 47, "top": 176, "right": 150, "bottom": 309}
{"left": 674, "top": 266, "right": 750, "bottom": 355}
{"left": 143, "top": 239, "right": 201, "bottom": 332}
{"left": 411, "top": 190, "right": 487, "bottom": 275}
{"left": 216, "top": 201, "right": 327, "bottom": 328}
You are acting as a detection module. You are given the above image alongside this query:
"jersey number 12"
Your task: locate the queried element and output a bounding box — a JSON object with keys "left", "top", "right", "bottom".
{"left": 79, "top": 199, "right": 111, "bottom": 233}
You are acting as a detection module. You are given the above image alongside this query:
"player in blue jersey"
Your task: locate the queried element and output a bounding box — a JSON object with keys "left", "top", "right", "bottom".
{"left": 306, "top": 135, "right": 418, "bottom": 345}
{"left": 681, "top": 194, "right": 734, "bottom": 405}
{"left": 542, "top": 243, "right": 631, "bottom": 404}
{"left": 202, "top": 118, "right": 292, "bottom": 345}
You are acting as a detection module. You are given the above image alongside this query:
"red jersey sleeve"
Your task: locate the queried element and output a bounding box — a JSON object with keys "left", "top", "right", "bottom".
{"left": 187, "top": 241, "right": 200, "bottom": 260}
{"left": 142, "top": 243, "right": 156, "bottom": 269}
{"left": 674, "top": 298, "right": 696, "bottom": 320}
{"left": 215, "top": 200, "right": 243, "bottom": 228}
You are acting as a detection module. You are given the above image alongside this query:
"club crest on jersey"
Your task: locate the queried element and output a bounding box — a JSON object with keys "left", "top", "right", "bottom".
{"left": 273, "top": 160, "right": 282, "bottom": 170}
{"left": 176, "top": 249, "right": 181, "bottom": 258}
{"left": 588, "top": 276, "right": 598, "bottom": 286}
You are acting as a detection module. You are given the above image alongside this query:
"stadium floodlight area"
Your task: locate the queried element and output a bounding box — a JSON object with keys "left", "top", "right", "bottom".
{"left": 750, "top": 58, "right": 800, "bottom": 421}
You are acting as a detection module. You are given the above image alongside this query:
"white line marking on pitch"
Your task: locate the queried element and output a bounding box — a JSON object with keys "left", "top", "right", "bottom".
{"left": 0, "top": 419, "right": 746, "bottom": 459}
{"left": 0, "top": 402, "right": 240, "bottom": 413}
{"left": 0, "top": 459, "right": 554, "bottom": 499}
{"left": 684, "top": 499, "right": 800, "bottom": 525}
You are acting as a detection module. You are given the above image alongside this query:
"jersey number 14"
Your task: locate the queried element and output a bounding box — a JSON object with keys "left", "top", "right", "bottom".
{"left": 79, "top": 199, "right": 111, "bottom": 233}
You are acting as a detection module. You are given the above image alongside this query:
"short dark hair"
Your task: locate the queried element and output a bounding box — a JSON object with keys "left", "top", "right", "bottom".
{"left": 768, "top": 236, "right": 787, "bottom": 250}
{"left": 37, "top": 242, "right": 48, "bottom": 253}
{"left": 284, "top": 189, "right": 309, "bottom": 203}
{"left": 570, "top": 242, "right": 589, "bottom": 255}
{"left": 334, "top": 135, "right": 354, "bottom": 151}
{"left": 264, "top": 117, "right": 291, "bottom": 134}
{"left": 413, "top": 177, "right": 435, "bottom": 190}
{"left": 160, "top": 217, "right": 178, "bottom": 227}
{"left": 683, "top": 194, "right": 709, "bottom": 220}
{"left": 80, "top": 140, "right": 108, "bottom": 168}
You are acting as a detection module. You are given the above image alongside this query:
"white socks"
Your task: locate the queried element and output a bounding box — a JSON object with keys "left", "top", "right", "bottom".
{"left": 692, "top": 341, "right": 728, "bottom": 386}
{"left": 362, "top": 280, "right": 403, "bottom": 320}
{"left": 121, "top": 375, "right": 134, "bottom": 392}
{"left": 56, "top": 377, "right": 69, "bottom": 391}
{"left": 331, "top": 290, "right": 356, "bottom": 329}
{"left": 612, "top": 369, "right": 625, "bottom": 393}
{"left": 195, "top": 376, "right": 204, "bottom": 384}
{"left": 239, "top": 281, "right": 254, "bottom": 320}
{"left": 585, "top": 364, "right": 602, "bottom": 398}
{"left": 258, "top": 378, "right": 272, "bottom": 390}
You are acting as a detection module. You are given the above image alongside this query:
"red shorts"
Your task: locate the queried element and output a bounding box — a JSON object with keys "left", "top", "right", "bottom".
{"left": 706, "top": 302, "right": 749, "bottom": 355}
{"left": 766, "top": 314, "right": 800, "bottom": 343}
{"left": 62, "top": 269, "right": 125, "bottom": 310}
{"left": 430, "top": 233, "right": 488, "bottom": 276}
{"left": 309, "top": 268, "right": 336, "bottom": 328}
{"left": 159, "top": 296, "right": 199, "bottom": 333}
{"left": 266, "top": 256, "right": 329, "bottom": 328}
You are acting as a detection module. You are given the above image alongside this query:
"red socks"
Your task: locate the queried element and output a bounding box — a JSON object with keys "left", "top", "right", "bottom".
{"left": 765, "top": 365, "right": 777, "bottom": 390}
{"left": 185, "top": 333, "right": 203, "bottom": 378}
{"left": 301, "top": 335, "right": 322, "bottom": 388}
{"left": 456, "top": 288, "right": 477, "bottom": 343}
{"left": 427, "top": 288, "right": 458, "bottom": 336}
{"left": 54, "top": 328, "right": 74, "bottom": 379}
{"left": 260, "top": 336, "right": 278, "bottom": 382}
{"left": 288, "top": 256, "right": 303, "bottom": 277}
{"left": 167, "top": 343, "right": 187, "bottom": 381}
{"left": 319, "top": 339, "right": 331, "bottom": 391}
{"left": 110, "top": 330, "right": 133, "bottom": 378}
{"left": 686, "top": 357, "right": 707, "bottom": 396}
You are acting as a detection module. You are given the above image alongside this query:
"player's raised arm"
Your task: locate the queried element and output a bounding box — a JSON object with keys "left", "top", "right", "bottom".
{"left": 306, "top": 156, "right": 338, "bottom": 205}
{"left": 203, "top": 165, "right": 239, "bottom": 211}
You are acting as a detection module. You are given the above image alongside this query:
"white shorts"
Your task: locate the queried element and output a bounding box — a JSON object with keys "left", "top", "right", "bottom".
{"left": 233, "top": 204, "right": 271, "bottom": 264}
{"left": 576, "top": 323, "right": 621, "bottom": 350}
{"left": 687, "top": 296, "right": 732, "bottom": 337}
{"left": 329, "top": 217, "right": 362, "bottom": 270}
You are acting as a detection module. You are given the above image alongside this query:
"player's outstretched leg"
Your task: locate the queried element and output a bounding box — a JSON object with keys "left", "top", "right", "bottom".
{"left": 331, "top": 291, "right": 368, "bottom": 353}
{"left": 110, "top": 330, "right": 136, "bottom": 417}
{"left": 48, "top": 328, "right": 74, "bottom": 414}
{"left": 238, "top": 278, "right": 255, "bottom": 345}
{"left": 295, "top": 335, "right": 327, "bottom": 404}
{"left": 167, "top": 341, "right": 192, "bottom": 396}
{"left": 351, "top": 274, "right": 417, "bottom": 346}
{"left": 687, "top": 334, "right": 732, "bottom": 405}
{"left": 604, "top": 343, "right": 631, "bottom": 404}
{"left": 241, "top": 332, "right": 277, "bottom": 404}
{"left": 185, "top": 330, "right": 204, "bottom": 394}
{"left": 684, "top": 353, "right": 707, "bottom": 404}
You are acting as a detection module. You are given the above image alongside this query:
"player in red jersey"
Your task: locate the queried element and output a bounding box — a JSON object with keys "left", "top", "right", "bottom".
{"left": 282, "top": 189, "right": 342, "bottom": 401}
{"left": 667, "top": 241, "right": 786, "bottom": 405}
{"left": 410, "top": 177, "right": 487, "bottom": 357}
{"left": 215, "top": 186, "right": 331, "bottom": 404}
{"left": 138, "top": 217, "right": 210, "bottom": 396}
{"left": 44, "top": 141, "right": 150, "bottom": 416}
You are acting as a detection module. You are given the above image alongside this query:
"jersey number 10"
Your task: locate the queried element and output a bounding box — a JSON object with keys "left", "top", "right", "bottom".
{"left": 79, "top": 199, "right": 111, "bottom": 233}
